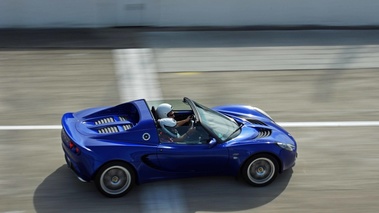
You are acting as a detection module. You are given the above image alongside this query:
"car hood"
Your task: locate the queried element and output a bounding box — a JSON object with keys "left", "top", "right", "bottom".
{"left": 213, "top": 105, "right": 274, "bottom": 121}
{"left": 213, "top": 105, "right": 296, "bottom": 146}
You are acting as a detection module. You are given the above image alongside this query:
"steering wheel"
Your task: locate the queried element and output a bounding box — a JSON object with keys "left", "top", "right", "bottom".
{"left": 190, "top": 119, "right": 195, "bottom": 129}
{"left": 189, "top": 114, "right": 198, "bottom": 128}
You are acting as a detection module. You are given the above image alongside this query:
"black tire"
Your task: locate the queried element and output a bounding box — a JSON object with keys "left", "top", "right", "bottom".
{"left": 242, "top": 154, "right": 279, "bottom": 187}
{"left": 95, "top": 161, "right": 135, "bottom": 198}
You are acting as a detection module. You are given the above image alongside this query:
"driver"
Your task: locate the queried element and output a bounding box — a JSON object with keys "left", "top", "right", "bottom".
{"left": 158, "top": 118, "right": 196, "bottom": 142}
{"left": 156, "top": 103, "right": 192, "bottom": 127}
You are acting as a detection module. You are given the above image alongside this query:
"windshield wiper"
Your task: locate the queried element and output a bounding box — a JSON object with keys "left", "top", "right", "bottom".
{"left": 226, "top": 123, "right": 244, "bottom": 141}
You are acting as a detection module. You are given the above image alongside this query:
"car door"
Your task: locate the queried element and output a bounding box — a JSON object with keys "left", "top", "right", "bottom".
{"left": 157, "top": 140, "right": 229, "bottom": 173}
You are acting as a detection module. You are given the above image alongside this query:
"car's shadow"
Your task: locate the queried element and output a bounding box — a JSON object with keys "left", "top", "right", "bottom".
{"left": 34, "top": 165, "right": 292, "bottom": 213}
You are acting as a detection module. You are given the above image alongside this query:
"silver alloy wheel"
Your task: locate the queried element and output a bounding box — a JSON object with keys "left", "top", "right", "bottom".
{"left": 100, "top": 165, "right": 131, "bottom": 195}
{"left": 247, "top": 157, "right": 275, "bottom": 184}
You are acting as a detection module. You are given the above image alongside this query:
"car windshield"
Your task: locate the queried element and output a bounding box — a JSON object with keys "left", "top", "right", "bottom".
{"left": 193, "top": 101, "right": 240, "bottom": 141}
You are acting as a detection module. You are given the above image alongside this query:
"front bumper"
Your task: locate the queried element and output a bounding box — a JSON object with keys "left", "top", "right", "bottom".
{"left": 279, "top": 149, "right": 297, "bottom": 172}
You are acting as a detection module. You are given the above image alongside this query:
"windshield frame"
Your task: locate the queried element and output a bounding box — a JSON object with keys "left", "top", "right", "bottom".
{"left": 183, "top": 97, "right": 240, "bottom": 143}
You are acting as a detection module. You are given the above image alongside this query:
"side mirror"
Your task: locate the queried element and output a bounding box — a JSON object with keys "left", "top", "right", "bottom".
{"left": 208, "top": 138, "right": 217, "bottom": 148}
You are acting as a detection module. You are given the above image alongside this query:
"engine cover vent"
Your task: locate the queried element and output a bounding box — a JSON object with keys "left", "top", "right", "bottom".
{"left": 122, "top": 124, "right": 132, "bottom": 131}
{"left": 95, "top": 117, "right": 115, "bottom": 125}
{"left": 98, "top": 126, "right": 119, "bottom": 133}
{"left": 119, "top": 116, "right": 128, "bottom": 121}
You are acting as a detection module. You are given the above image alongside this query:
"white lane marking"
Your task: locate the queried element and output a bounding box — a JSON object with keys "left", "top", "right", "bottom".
{"left": 1, "top": 121, "right": 379, "bottom": 130}
{"left": 113, "top": 49, "right": 162, "bottom": 102}
{"left": 0, "top": 125, "right": 62, "bottom": 130}
{"left": 279, "top": 121, "right": 379, "bottom": 127}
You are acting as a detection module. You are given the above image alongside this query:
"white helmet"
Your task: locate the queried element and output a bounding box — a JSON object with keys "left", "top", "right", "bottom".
{"left": 156, "top": 103, "right": 173, "bottom": 119}
{"left": 158, "top": 118, "right": 179, "bottom": 138}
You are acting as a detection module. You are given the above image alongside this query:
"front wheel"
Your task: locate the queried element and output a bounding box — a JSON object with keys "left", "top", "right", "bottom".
{"left": 242, "top": 154, "right": 279, "bottom": 187}
{"left": 95, "top": 162, "right": 135, "bottom": 198}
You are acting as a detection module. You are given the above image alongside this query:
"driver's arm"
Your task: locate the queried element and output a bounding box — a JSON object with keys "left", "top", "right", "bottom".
{"left": 176, "top": 115, "right": 192, "bottom": 127}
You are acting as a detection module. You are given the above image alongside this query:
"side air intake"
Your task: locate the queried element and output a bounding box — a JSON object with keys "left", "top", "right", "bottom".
{"left": 245, "top": 119, "right": 267, "bottom": 126}
{"left": 256, "top": 128, "right": 272, "bottom": 138}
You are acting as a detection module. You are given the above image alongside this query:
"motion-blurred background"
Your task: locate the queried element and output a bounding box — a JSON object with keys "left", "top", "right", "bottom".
{"left": 1, "top": 1, "right": 379, "bottom": 213}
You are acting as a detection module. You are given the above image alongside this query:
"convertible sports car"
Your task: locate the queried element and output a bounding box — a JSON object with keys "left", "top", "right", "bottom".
{"left": 61, "top": 97, "right": 297, "bottom": 198}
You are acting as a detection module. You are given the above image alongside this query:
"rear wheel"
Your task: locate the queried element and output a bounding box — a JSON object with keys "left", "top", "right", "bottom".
{"left": 95, "top": 162, "right": 135, "bottom": 198}
{"left": 242, "top": 154, "right": 279, "bottom": 187}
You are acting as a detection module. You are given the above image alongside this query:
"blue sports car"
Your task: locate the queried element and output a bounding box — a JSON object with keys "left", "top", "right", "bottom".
{"left": 61, "top": 97, "right": 297, "bottom": 198}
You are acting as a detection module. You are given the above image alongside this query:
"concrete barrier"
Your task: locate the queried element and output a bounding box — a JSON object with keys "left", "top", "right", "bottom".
{"left": 1, "top": 0, "right": 379, "bottom": 28}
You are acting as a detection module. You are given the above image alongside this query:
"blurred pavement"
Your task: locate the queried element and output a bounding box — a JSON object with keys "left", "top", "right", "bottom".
{"left": 2, "top": 28, "right": 379, "bottom": 71}
{"left": 1, "top": 28, "right": 379, "bottom": 213}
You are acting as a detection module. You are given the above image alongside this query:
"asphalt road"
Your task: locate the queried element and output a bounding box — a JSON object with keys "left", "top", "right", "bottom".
{"left": 1, "top": 29, "right": 379, "bottom": 213}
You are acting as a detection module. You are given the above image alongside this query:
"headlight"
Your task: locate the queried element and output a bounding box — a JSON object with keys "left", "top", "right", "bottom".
{"left": 276, "top": 142, "right": 295, "bottom": 151}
